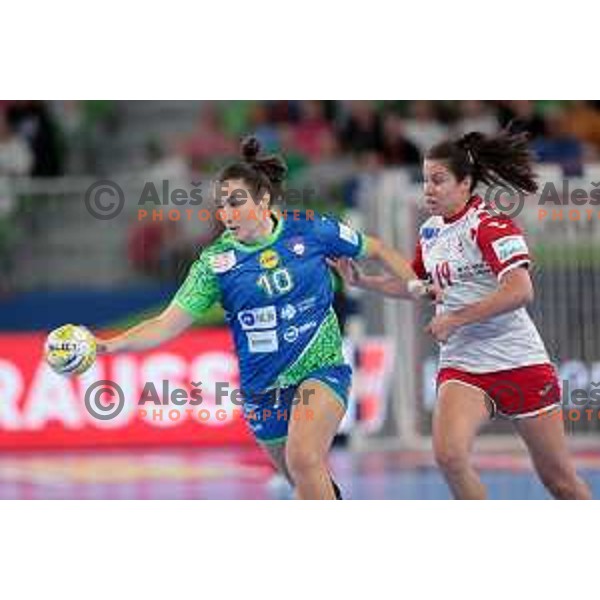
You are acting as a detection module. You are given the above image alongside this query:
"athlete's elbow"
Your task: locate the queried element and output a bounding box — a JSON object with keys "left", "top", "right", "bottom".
{"left": 519, "top": 277, "right": 535, "bottom": 304}
{"left": 513, "top": 283, "right": 534, "bottom": 306}
{"left": 502, "top": 269, "right": 534, "bottom": 306}
{"left": 523, "top": 286, "right": 534, "bottom": 304}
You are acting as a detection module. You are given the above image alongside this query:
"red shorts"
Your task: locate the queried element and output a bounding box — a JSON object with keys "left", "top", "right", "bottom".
{"left": 437, "top": 363, "right": 562, "bottom": 419}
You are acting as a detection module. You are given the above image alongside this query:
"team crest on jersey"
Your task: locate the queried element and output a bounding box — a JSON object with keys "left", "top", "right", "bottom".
{"left": 287, "top": 236, "right": 305, "bottom": 256}
{"left": 210, "top": 250, "right": 236, "bottom": 273}
{"left": 259, "top": 249, "right": 280, "bottom": 270}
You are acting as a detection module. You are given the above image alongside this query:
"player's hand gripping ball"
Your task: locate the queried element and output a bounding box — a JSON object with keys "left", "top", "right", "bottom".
{"left": 45, "top": 324, "right": 97, "bottom": 375}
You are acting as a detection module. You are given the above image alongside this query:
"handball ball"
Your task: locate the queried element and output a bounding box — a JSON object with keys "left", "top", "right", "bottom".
{"left": 45, "top": 324, "right": 97, "bottom": 375}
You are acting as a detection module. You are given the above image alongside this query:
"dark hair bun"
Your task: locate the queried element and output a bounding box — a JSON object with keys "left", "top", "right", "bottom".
{"left": 241, "top": 135, "right": 261, "bottom": 162}
{"left": 240, "top": 134, "right": 288, "bottom": 185}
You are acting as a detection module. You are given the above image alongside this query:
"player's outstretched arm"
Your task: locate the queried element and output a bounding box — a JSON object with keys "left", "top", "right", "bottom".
{"left": 330, "top": 236, "right": 440, "bottom": 301}
{"left": 362, "top": 236, "right": 415, "bottom": 282}
{"left": 96, "top": 302, "right": 196, "bottom": 355}
{"left": 365, "top": 236, "right": 439, "bottom": 300}
{"left": 328, "top": 258, "right": 409, "bottom": 298}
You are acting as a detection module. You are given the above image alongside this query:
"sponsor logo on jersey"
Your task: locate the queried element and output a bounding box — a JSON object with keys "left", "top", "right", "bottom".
{"left": 210, "top": 250, "right": 236, "bottom": 273}
{"left": 283, "top": 326, "right": 299, "bottom": 343}
{"left": 491, "top": 235, "right": 528, "bottom": 264}
{"left": 259, "top": 249, "right": 280, "bottom": 270}
{"left": 247, "top": 330, "right": 279, "bottom": 353}
{"left": 339, "top": 223, "right": 359, "bottom": 246}
{"left": 488, "top": 221, "right": 510, "bottom": 230}
{"left": 456, "top": 261, "right": 491, "bottom": 280}
{"left": 296, "top": 296, "right": 316, "bottom": 313}
{"left": 421, "top": 227, "right": 439, "bottom": 241}
{"left": 238, "top": 306, "right": 277, "bottom": 330}
{"left": 281, "top": 303, "right": 297, "bottom": 321}
{"left": 284, "top": 321, "right": 317, "bottom": 343}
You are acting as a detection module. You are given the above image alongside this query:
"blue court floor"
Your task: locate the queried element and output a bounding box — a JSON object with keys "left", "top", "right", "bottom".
{"left": 1, "top": 447, "right": 600, "bottom": 499}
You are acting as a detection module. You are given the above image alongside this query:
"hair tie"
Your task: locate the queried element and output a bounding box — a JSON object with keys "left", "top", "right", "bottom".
{"left": 466, "top": 147, "right": 475, "bottom": 166}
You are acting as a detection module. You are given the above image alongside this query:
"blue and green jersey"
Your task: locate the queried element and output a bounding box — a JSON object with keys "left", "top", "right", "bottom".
{"left": 173, "top": 211, "right": 368, "bottom": 395}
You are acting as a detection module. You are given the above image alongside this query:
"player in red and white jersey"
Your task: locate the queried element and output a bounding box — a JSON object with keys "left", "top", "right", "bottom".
{"left": 333, "top": 130, "right": 591, "bottom": 499}
{"left": 416, "top": 194, "right": 550, "bottom": 374}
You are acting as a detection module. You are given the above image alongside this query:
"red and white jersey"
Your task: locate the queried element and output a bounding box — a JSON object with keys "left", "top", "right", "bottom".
{"left": 413, "top": 196, "right": 549, "bottom": 373}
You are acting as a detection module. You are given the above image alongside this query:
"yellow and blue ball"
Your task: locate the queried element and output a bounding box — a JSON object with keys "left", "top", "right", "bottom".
{"left": 45, "top": 324, "right": 97, "bottom": 375}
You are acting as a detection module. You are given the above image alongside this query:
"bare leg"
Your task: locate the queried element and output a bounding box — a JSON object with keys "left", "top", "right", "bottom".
{"left": 285, "top": 380, "right": 345, "bottom": 500}
{"left": 513, "top": 408, "right": 591, "bottom": 499}
{"left": 433, "top": 381, "right": 492, "bottom": 499}
{"left": 261, "top": 441, "right": 293, "bottom": 485}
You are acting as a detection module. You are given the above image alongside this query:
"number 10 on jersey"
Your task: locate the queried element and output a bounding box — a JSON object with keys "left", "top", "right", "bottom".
{"left": 257, "top": 268, "right": 294, "bottom": 297}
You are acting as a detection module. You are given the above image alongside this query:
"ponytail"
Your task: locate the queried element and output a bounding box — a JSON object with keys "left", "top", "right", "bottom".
{"left": 427, "top": 129, "right": 538, "bottom": 195}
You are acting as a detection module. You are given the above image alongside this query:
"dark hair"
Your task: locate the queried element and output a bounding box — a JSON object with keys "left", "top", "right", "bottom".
{"left": 217, "top": 135, "right": 288, "bottom": 204}
{"left": 426, "top": 129, "right": 538, "bottom": 195}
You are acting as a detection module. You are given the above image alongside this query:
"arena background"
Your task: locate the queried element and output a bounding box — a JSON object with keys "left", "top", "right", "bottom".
{"left": 1, "top": 99, "right": 600, "bottom": 499}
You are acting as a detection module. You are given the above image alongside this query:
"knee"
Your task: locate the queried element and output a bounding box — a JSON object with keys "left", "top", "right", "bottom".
{"left": 433, "top": 441, "right": 470, "bottom": 476}
{"left": 285, "top": 444, "right": 323, "bottom": 480}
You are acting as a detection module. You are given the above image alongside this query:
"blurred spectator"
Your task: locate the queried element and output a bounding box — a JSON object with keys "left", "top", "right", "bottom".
{"left": 6, "top": 101, "right": 63, "bottom": 176}
{"left": 403, "top": 100, "right": 448, "bottom": 153}
{"left": 561, "top": 100, "right": 600, "bottom": 153}
{"left": 220, "top": 101, "right": 253, "bottom": 137}
{"left": 0, "top": 110, "right": 33, "bottom": 176}
{"left": 266, "top": 101, "right": 299, "bottom": 124}
{"left": 54, "top": 100, "right": 119, "bottom": 173}
{"left": 533, "top": 109, "right": 583, "bottom": 176}
{"left": 453, "top": 100, "right": 498, "bottom": 137}
{"left": 51, "top": 101, "right": 83, "bottom": 140}
{"left": 0, "top": 109, "right": 30, "bottom": 295}
{"left": 128, "top": 220, "right": 191, "bottom": 281}
{"left": 139, "top": 138, "right": 189, "bottom": 181}
{"left": 496, "top": 100, "right": 546, "bottom": 138}
{"left": 290, "top": 101, "right": 333, "bottom": 162}
{"left": 276, "top": 126, "right": 308, "bottom": 180}
{"left": 293, "top": 129, "right": 355, "bottom": 189}
{"left": 380, "top": 112, "right": 421, "bottom": 166}
{"left": 248, "top": 103, "right": 281, "bottom": 152}
{"left": 183, "top": 103, "right": 235, "bottom": 168}
{"left": 337, "top": 101, "right": 384, "bottom": 154}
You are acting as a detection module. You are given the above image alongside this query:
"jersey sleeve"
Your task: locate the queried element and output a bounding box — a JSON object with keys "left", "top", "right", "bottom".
{"left": 172, "top": 255, "right": 221, "bottom": 318}
{"left": 412, "top": 240, "right": 427, "bottom": 279}
{"left": 476, "top": 217, "right": 531, "bottom": 279}
{"left": 313, "top": 214, "right": 368, "bottom": 259}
